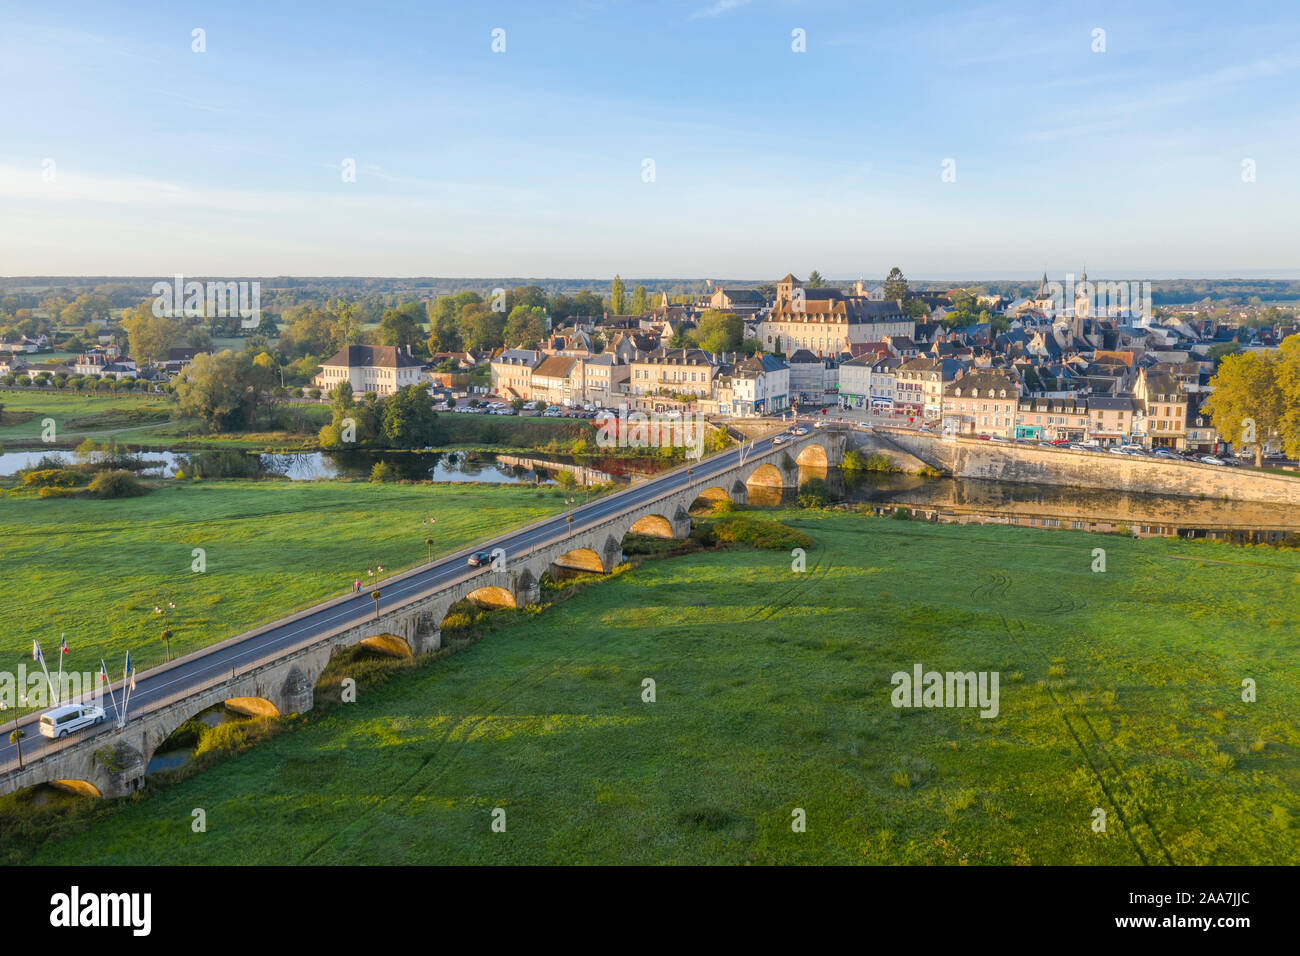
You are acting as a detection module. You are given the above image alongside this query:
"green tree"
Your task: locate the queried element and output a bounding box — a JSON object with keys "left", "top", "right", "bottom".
{"left": 504, "top": 305, "right": 548, "bottom": 349}
{"left": 691, "top": 310, "right": 744, "bottom": 353}
{"left": 120, "top": 303, "right": 184, "bottom": 364}
{"left": 806, "top": 270, "right": 826, "bottom": 289}
{"left": 378, "top": 303, "right": 426, "bottom": 353}
{"left": 883, "top": 267, "right": 909, "bottom": 302}
{"left": 1203, "top": 351, "right": 1284, "bottom": 466}
{"left": 173, "top": 349, "right": 274, "bottom": 432}
{"left": 631, "top": 285, "right": 649, "bottom": 315}
{"left": 610, "top": 275, "right": 626, "bottom": 315}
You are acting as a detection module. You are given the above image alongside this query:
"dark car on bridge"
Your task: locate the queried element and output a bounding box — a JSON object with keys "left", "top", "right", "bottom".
{"left": 467, "top": 551, "right": 494, "bottom": 567}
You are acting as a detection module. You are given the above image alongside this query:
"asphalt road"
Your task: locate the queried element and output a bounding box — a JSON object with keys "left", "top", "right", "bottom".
{"left": 0, "top": 425, "right": 799, "bottom": 775}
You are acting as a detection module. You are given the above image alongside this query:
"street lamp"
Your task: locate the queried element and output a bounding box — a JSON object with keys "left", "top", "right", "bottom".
{"left": 426, "top": 536, "right": 434, "bottom": 564}
{"left": 371, "top": 589, "right": 382, "bottom": 619}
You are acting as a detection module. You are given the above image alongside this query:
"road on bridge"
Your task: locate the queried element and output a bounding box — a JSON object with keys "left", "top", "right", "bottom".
{"left": 0, "top": 423, "right": 817, "bottom": 775}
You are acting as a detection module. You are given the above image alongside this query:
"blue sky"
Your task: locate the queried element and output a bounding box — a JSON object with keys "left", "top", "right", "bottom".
{"left": 1, "top": 0, "right": 1298, "bottom": 278}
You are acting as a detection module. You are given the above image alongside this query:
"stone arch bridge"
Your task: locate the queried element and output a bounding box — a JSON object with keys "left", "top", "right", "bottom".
{"left": 0, "top": 427, "right": 845, "bottom": 798}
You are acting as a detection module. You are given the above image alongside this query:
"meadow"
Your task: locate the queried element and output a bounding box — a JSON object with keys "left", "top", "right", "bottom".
{"left": 14, "top": 511, "right": 1299, "bottom": 865}
{"left": 0, "top": 481, "right": 571, "bottom": 690}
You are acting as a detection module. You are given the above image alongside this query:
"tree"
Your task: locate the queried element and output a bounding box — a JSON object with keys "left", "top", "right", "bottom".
{"left": 692, "top": 310, "right": 744, "bottom": 354}
{"left": 1203, "top": 351, "right": 1285, "bottom": 466}
{"left": 120, "top": 303, "right": 184, "bottom": 364}
{"left": 173, "top": 349, "right": 274, "bottom": 432}
{"left": 1206, "top": 342, "right": 1242, "bottom": 371}
{"left": 883, "top": 267, "right": 909, "bottom": 302}
{"left": 610, "top": 275, "right": 626, "bottom": 315}
{"left": 459, "top": 308, "right": 506, "bottom": 351}
{"left": 380, "top": 384, "right": 446, "bottom": 447}
{"left": 9, "top": 728, "right": 25, "bottom": 770}
{"left": 806, "top": 270, "right": 826, "bottom": 289}
{"left": 571, "top": 291, "right": 605, "bottom": 317}
{"left": 504, "top": 305, "right": 548, "bottom": 349}
{"left": 378, "top": 305, "right": 424, "bottom": 353}
{"left": 161, "top": 628, "right": 174, "bottom": 662}
{"left": 506, "top": 285, "right": 547, "bottom": 312}
{"left": 278, "top": 306, "right": 340, "bottom": 358}
{"left": 631, "top": 285, "right": 649, "bottom": 315}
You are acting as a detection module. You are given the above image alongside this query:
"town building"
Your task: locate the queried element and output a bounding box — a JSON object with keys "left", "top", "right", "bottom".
{"left": 942, "top": 371, "right": 1019, "bottom": 438}
{"left": 314, "top": 345, "right": 425, "bottom": 397}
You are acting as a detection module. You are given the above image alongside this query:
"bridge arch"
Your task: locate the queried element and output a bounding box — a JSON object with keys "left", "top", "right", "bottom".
{"left": 629, "top": 514, "right": 676, "bottom": 538}
{"left": 796, "top": 442, "right": 829, "bottom": 468}
{"left": 746, "top": 462, "right": 786, "bottom": 488}
{"left": 225, "top": 697, "right": 281, "bottom": 718}
{"left": 551, "top": 547, "right": 606, "bottom": 575}
{"left": 464, "top": 585, "right": 517, "bottom": 609}
{"left": 359, "top": 633, "right": 414, "bottom": 658}
{"left": 52, "top": 779, "right": 103, "bottom": 798}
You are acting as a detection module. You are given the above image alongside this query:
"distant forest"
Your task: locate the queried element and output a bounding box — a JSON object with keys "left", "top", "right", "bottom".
{"left": 3, "top": 275, "right": 1298, "bottom": 310}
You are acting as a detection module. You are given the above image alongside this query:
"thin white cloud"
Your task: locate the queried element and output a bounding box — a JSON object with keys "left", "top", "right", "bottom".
{"left": 688, "top": 0, "right": 751, "bottom": 21}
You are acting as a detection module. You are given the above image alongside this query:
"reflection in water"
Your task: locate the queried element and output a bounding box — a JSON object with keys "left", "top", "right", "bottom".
{"left": 734, "top": 465, "right": 1300, "bottom": 541}
{"left": 840, "top": 473, "right": 1300, "bottom": 542}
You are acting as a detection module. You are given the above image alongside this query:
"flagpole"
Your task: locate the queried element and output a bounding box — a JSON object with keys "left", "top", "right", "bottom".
{"left": 56, "top": 632, "right": 65, "bottom": 705}
{"left": 100, "top": 658, "right": 120, "bottom": 724}
{"left": 35, "top": 642, "right": 57, "bottom": 707}
{"left": 118, "top": 653, "right": 130, "bottom": 728}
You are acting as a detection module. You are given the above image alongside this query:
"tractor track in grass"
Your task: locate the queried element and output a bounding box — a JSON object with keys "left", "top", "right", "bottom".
{"left": 998, "top": 612, "right": 1177, "bottom": 865}
{"left": 297, "top": 656, "right": 572, "bottom": 863}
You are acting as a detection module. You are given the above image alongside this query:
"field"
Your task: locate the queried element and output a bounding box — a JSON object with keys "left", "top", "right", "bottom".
{"left": 0, "top": 389, "right": 174, "bottom": 444}
{"left": 15, "top": 511, "right": 1299, "bottom": 864}
{"left": 0, "top": 481, "right": 571, "bottom": 690}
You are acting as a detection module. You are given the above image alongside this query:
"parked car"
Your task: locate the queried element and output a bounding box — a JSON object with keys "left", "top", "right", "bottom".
{"left": 1108, "top": 446, "right": 1126, "bottom": 455}
{"left": 39, "top": 703, "right": 106, "bottom": 739}
{"left": 467, "top": 551, "right": 494, "bottom": 567}
{"left": 1200, "top": 455, "right": 1225, "bottom": 466}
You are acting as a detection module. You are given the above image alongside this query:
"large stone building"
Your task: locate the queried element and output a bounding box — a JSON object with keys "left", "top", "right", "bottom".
{"left": 629, "top": 348, "right": 717, "bottom": 400}
{"left": 315, "top": 345, "right": 425, "bottom": 397}
{"left": 942, "top": 370, "right": 1019, "bottom": 438}
{"left": 755, "top": 274, "right": 912, "bottom": 358}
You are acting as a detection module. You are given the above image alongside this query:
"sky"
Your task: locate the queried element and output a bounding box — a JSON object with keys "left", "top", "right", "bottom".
{"left": 1, "top": 0, "right": 1298, "bottom": 279}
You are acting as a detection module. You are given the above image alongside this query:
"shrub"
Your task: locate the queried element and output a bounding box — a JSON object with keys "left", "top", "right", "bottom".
{"left": 87, "top": 470, "right": 148, "bottom": 499}
{"left": 891, "top": 507, "right": 912, "bottom": 520}
{"left": 370, "top": 460, "right": 396, "bottom": 483}
{"left": 555, "top": 470, "right": 578, "bottom": 490}
{"left": 797, "top": 476, "right": 830, "bottom": 508}
{"left": 706, "top": 514, "right": 812, "bottom": 551}
{"left": 20, "top": 468, "right": 83, "bottom": 489}
{"left": 36, "top": 486, "right": 78, "bottom": 499}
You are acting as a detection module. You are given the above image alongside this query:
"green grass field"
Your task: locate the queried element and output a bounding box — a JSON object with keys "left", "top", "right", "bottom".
{"left": 0, "top": 481, "right": 570, "bottom": 690}
{"left": 16, "top": 511, "right": 1299, "bottom": 864}
{"left": 0, "top": 389, "right": 174, "bottom": 444}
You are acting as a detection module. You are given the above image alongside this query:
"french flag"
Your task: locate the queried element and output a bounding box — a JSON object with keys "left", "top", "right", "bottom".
{"left": 60, "top": 635, "right": 68, "bottom": 655}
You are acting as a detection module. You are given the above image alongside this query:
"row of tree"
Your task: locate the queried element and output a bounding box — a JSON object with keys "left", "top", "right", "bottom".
{"left": 1204, "top": 336, "right": 1300, "bottom": 465}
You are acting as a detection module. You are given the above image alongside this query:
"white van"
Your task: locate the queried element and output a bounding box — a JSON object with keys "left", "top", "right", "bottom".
{"left": 39, "top": 703, "right": 106, "bottom": 739}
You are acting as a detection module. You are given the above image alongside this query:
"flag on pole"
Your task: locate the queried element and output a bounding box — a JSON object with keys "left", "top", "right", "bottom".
{"left": 32, "top": 640, "right": 40, "bottom": 663}
{"left": 99, "top": 661, "right": 109, "bottom": 683}
{"left": 126, "top": 652, "right": 136, "bottom": 691}
{"left": 60, "top": 635, "right": 68, "bottom": 655}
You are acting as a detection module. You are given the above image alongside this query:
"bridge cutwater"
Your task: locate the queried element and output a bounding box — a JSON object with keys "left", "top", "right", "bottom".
{"left": 0, "top": 425, "right": 846, "bottom": 798}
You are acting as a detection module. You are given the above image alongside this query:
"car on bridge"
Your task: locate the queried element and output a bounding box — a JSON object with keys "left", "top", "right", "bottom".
{"left": 467, "top": 550, "right": 495, "bottom": 567}
{"left": 38, "top": 703, "right": 106, "bottom": 739}
{"left": 771, "top": 435, "right": 789, "bottom": 445}
{"left": 790, "top": 427, "right": 808, "bottom": 436}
